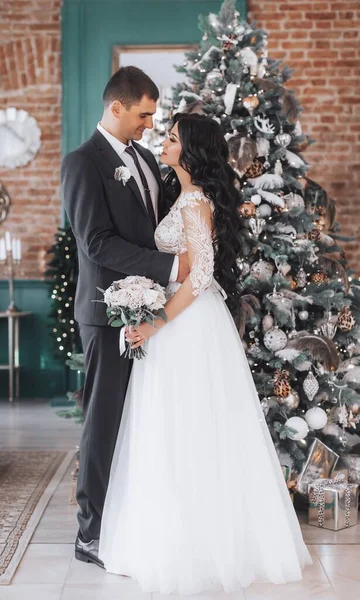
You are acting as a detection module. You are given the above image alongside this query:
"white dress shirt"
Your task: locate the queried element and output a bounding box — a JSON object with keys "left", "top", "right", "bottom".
{"left": 97, "top": 123, "right": 178, "bottom": 282}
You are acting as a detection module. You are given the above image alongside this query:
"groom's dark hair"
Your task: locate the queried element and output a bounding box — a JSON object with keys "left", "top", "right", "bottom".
{"left": 103, "top": 66, "right": 159, "bottom": 109}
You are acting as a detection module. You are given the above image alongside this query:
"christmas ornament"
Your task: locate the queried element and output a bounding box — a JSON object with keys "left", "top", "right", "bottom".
{"left": 239, "top": 47, "right": 258, "bottom": 75}
{"left": 224, "top": 82, "right": 238, "bottom": 115}
{"left": 285, "top": 150, "right": 305, "bottom": 168}
{"left": 250, "top": 259, "right": 274, "bottom": 281}
{"left": 298, "top": 310, "right": 309, "bottom": 321}
{"left": 257, "top": 203, "right": 272, "bottom": 218}
{"left": 251, "top": 194, "right": 262, "bottom": 206}
{"left": 221, "top": 33, "right": 238, "bottom": 51}
{"left": 275, "top": 256, "right": 291, "bottom": 277}
{"left": 274, "top": 159, "right": 283, "bottom": 175}
{"left": 294, "top": 121, "right": 302, "bottom": 136}
{"left": 245, "top": 158, "right": 264, "bottom": 178}
{"left": 273, "top": 369, "right": 292, "bottom": 398}
{"left": 320, "top": 316, "right": 338, "bottom": 339}
{"left": 249, "top": 217, "right": 266, "bottom": 237}
{"left": 242, "top": 95, "right": 260, "bottom": 115}
{"left": 303, "top": 371, "right": 319, "bottom": 402}
{"left": 284, "top": 192, "right": 305, "bottom": 216}
{"left": 278, "top": 390, "right": 300, "bottom": 410}
{"left": 205, "top": 68, "right": 224, "bottom": 91}
{"left": 305, "top": 407, "right": 328, "bottom": 430}
{"left": 248, "top": 173, "right": 284, "bottom": 190}
{"left": 308, "top": 227, "right": 321, "bottom": 242}
{"left": 296, "top": 267, "right": 307, "bottom": 288}
{"left": 338, "top": 306, "right": 356, "bottom": 332}
{"left": 228, "top": 134, "right": 257, "bottom": 172}
{"left": 239, "top": 202, "right": 256, "bottom": 217}
{"left": 311, "top": 271, "right": 329, "bottom": 285}
{"left": 256, "top": 137, "right": 270, "bottom": 158}
{"left": 275, "top": 131, "right": 292, "bottom": 148}
{"left": 254, "top": 115, "right": 275, "bottom": 135}
{"left": 285, "top": 416, "right": 309, "bottom": 441}
{"left": 262, "top": 313, "right": 274, "bottom": 333}
{"left": 264, "top": 327, "right": 288, "bottom": 352}
{"left": 237, "top": 258, "right": 251, "bottom": 276}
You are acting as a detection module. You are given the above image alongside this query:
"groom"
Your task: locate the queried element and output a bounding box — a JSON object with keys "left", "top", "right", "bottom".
{"left": 61, "top": 66, "right": 189, "bottom": 567}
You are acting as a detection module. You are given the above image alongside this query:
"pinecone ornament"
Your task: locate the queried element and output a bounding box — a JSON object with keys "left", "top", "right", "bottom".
{"left": 308, "top": 227, "right": 321, "bottom": 241}
{"left": 311, "top": 271, "right": 329, "bottom": 285}
{"left": 273, "top": 369, "right": 292, "bottom": 398}
{"left": 245, "top": 158, "right": 264, "bottom": 178}
{"left": 338, "top": 306, "right": 356, "bottom": 332}
{"left": 239, "top": 202, "right": 256, "bottom": 217}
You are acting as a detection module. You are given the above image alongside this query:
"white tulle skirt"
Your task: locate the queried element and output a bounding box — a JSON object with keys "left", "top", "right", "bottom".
{"left": 99, "top": 282, "right": 312, "bottom": 595}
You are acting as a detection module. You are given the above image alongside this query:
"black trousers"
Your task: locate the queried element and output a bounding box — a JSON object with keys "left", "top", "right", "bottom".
{"left": 77, "top": 324, "right": 132, "bottom": 540}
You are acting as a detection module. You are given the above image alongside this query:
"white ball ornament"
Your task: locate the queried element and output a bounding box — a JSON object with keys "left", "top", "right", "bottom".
{"left": 257, "top": 203, "right": 272, "bottom": 217}
{"left": 251, "top": 194, "right": 262, "bottom": 206}
{"left": 263, "top": 327, "right": 288, "bottom": 351}
{"left": 285, "top": 416, "right": 309, "bottom": 441}
{"left": 298, "top": 310, "right": 309, "bottom": 321}
{"left": 305, "top": 407, "right": 328, "bottom": 430}
{"left": 284, "top": 192, "right": 305, "bottom": 217}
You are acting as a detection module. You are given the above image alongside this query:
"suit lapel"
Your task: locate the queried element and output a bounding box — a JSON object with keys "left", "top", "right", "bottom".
{"left": 90, "top": 130, "right": 149, "bottom": 220}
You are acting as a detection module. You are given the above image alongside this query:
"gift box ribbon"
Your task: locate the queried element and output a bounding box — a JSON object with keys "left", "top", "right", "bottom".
{"left": 309, "top": 473, "right": 352, "bottom": 528}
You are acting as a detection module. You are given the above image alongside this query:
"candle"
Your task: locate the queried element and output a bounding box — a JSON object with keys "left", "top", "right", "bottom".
{"left": 12, "top": 238, "right": 17, "bottom": 259}
{"left": 0, "top": 238, "right": 5, "bottom": 260}
{"left": 5, "top": 231, "right": 11, "bottom": 252}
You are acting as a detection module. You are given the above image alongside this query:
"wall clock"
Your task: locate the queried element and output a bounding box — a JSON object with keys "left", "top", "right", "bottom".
{"left": 0, "top": 107, "right": 41, "bottom": 169}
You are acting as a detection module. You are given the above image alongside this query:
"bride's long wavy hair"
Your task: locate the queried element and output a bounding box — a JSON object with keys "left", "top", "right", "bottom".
{"left": 164, "top": 112, "right": 244, "bottom": 319}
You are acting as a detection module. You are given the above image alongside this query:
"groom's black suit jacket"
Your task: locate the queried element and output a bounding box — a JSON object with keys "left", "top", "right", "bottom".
{"left": 61, "top": 129, "right": 174, "bottom": 326}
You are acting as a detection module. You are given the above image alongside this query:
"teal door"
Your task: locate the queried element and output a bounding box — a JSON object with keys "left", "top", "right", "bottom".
{"left": 62, "top": 0, "right": 247, "bottom": 154}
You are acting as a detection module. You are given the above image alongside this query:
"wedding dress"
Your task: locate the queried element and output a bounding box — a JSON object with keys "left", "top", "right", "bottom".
{"left": 99, "top": 190, "right": 312, "bottom": 594}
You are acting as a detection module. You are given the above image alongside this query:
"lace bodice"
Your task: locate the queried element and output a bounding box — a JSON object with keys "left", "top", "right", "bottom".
{"left": 155, "top": 190, "right": 214, "bottom": 296}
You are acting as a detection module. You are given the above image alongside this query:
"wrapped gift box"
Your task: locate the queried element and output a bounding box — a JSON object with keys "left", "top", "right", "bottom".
{"left": 297, "top": 438, "right": 339, "bottom": 495}
{"left": 308, "top": 474, "right": 359, "bottom": 531}
{"left": 343, "top": 454, "right": 360, "bottom": 484}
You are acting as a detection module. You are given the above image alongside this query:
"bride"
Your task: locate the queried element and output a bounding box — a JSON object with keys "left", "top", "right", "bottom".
{"left": 99, "top": 113, "right": 312, "bottom": 594}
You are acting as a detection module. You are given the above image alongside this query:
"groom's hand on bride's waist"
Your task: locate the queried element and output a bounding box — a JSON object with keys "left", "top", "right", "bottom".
{"left": 176, "top": 252, "right": 190, "bottom": 283}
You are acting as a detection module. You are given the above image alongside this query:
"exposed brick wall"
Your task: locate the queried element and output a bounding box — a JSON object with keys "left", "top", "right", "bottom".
{"left": 248, "top": 0, "right": 360, "bottom": 271}
{"left": 0, "top": 1, "right": 359, "bottom": 276}
{"left": 0, "top": 0, "right": 61, "bottom": 279}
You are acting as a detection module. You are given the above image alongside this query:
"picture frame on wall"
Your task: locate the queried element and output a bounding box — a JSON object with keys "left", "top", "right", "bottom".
{"left": 111, "top": 44, "right": 196, "bottom": 158}
{"left": 112, "top": 44, "right": 196, "bottom": 94}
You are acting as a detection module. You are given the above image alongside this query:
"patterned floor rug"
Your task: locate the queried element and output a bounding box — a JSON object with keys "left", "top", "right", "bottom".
{"left": 0, "top": 450, "right": 74, "bottom": 585}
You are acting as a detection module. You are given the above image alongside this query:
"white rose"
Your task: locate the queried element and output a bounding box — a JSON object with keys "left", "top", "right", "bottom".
{"left": 143, "top": 289, "right": 160, "bottom": 307}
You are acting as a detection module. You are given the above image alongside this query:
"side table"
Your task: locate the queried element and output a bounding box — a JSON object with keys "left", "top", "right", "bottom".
{"left": 0, "top": 310, "right": 32, "bottom": 401}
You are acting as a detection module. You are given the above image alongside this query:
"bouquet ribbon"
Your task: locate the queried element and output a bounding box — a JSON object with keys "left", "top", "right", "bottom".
{"left": 119, "top": 327, "right": 127, "bottom": 356}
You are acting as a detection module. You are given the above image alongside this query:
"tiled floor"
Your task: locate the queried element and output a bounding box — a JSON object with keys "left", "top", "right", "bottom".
{"left": 1, "top": 398, "right": 360, "bottom": 600}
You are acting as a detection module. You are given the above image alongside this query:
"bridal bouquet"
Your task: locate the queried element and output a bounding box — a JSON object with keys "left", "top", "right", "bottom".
{"left": 97, "top": 276, "right": 167, "bottom": 359}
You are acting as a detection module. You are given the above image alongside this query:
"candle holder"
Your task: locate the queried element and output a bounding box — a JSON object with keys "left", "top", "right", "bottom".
{"left": 1, "top": 249, "right": 21, "bottom": 314}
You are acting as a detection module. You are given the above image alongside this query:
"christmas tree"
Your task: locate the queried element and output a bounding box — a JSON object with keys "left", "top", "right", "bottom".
{"left": 46, "top": 226, "right": 81, "bottom": 360}
{"left": 171, "top": 0, "right": 360, "bottom": 473}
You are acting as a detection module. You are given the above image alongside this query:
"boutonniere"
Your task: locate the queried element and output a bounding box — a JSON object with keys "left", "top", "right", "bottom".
{"left": 114, "top": 166, "right": 132, "bottom": 185}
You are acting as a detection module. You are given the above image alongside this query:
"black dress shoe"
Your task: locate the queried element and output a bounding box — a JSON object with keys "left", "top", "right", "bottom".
{"left": 75, "top": 533, "right": 104, "bottom": 569}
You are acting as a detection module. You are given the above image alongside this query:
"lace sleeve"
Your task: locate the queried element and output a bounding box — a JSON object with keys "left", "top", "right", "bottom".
{"left": 178, "top": 191, "right": 214, "bottom": 297}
